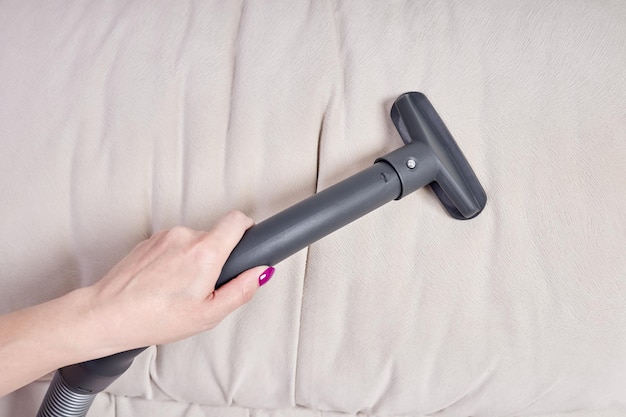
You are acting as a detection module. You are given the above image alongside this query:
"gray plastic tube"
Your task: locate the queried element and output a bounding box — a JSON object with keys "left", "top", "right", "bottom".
{"left": 216, "top": 161, "right": 402, "bottom": 287}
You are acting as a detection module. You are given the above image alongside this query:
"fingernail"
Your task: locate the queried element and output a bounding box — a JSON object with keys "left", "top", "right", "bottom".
{"left": 258, "top": 266, "right": 275, "bottom": 287}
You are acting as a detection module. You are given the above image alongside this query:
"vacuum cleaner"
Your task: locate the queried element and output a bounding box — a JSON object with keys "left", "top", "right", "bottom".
{"left": 36, "top": 92, "right": 487, "bottom": 416}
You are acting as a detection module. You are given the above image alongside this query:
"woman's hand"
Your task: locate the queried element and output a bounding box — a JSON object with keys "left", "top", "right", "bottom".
{"left": 86, "top": 210, "right": 274, "bottom": 352}
{"left": 0, "top": 210, "right": 274, "bottom": 397}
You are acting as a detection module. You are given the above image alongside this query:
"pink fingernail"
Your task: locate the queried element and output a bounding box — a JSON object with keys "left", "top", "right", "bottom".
{"left": 258, "top": 266, "right": 275, "bottom": 287}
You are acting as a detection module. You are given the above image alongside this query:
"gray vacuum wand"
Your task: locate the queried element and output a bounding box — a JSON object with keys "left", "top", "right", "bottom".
{"left": 36, "top": 92, "right": 486, "bottom": 417}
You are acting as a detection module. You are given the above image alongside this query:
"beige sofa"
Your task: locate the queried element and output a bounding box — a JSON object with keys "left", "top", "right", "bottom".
{"left": 1, "top": 1, "right": 624, "bottom": 416}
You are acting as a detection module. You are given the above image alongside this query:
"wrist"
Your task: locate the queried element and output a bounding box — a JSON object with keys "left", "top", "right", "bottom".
{"left": 64, "top": 286, "right": 125, "bottom": 361}
{"left": 0, "top": 286, "right": 119, "bottom": 395}
{"left": 36, "top": 286, "right": 123, "bottom": 368}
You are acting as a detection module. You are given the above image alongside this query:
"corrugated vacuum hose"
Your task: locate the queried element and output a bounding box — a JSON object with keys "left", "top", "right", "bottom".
{"left": 36, "top": 372, "right": 95, "bottom": 417}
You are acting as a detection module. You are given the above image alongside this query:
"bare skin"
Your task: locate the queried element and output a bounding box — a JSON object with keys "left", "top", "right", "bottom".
{"left": 0, "top": 211, "right": 271, "bottom": 397}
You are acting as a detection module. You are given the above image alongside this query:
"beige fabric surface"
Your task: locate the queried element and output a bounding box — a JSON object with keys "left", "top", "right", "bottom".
{"left": 0, "top": 1, "right": 625, "bottom": 416}
{"left": 5, "top": 382, "right": 626, "bottom": 417}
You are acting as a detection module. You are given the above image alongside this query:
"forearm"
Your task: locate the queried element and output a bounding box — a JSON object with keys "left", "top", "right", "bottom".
{"left": 0, "top": 287, "right": 115, "bottom": 397}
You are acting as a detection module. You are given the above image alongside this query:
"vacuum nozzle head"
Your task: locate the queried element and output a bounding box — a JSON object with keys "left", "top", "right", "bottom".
{"left": 381, "top": 92, "right": 486, "bottom": 219}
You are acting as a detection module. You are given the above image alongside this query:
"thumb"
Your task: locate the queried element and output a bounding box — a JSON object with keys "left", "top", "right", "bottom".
{"left": 208, "top": 266, "right": 275, "bottom": 321}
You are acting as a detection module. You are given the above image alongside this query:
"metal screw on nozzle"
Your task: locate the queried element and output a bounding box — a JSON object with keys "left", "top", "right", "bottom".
{"left": 406, "top": 158, "right": 416, "bottom": 169}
